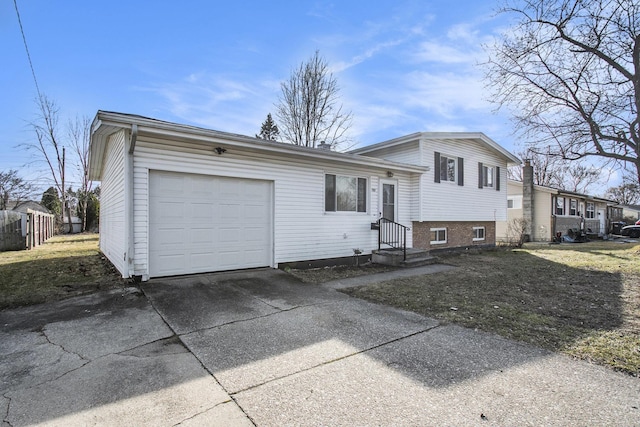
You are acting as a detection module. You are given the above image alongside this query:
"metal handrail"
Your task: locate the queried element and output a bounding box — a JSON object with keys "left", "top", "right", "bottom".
{"left": 378, "top": 217, "right": 407, "bottom": 261}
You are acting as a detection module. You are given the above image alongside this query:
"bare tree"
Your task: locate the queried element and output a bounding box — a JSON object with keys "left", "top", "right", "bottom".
{"left": 275, "top": 51, "right": 353, "bottom": 149}
{"left": 25, "top": 95, "right": 72, "bottom": 232}
{"left": 509, "top": 146, "right": 602, "bottom": 193}
{"left": 606, "top": 175, "right": 640, "bottom": 204}
{"left": 0, "top": 170, "right": 35, "bottom": 210}
{"left": 68, "top": 115, "right": 93, "bottom": 231}
{"left": 562, "top": 164, "right": 602, "bottom": 194}
{"left": 485, "top": 0, "right": 640, "bottom": 183}
{"left": 508, "top": 147, "right": 564, "bottom": 187}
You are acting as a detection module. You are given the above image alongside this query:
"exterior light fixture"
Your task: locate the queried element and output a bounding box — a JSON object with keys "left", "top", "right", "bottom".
{"left": 214, "top": 147, "right": 227, "bottom": 155}
{"left": 387, "top": 171, "right": 394, "bottom": 178}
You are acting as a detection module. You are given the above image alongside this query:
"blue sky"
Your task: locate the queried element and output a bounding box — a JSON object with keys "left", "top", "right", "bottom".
{"left": 3, "top": 0, "right": 523, "bottom": 190}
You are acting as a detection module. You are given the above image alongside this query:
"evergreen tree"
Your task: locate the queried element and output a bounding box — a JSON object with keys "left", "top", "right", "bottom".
{"left": 256, "top": 113, "right": 280, "bottom": 141}
{"left": 41, "top": 187, "right": 61, "bottom": 216}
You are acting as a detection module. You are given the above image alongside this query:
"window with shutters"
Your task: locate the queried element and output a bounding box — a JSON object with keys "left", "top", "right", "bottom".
{"left": 434, "top": 152, "right": 463, "bottom": 185}
{"left": 478, "top": 162, "right": 500, "bottom": 190}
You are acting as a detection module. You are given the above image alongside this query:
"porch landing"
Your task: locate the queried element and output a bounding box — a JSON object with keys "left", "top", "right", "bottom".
{"left": 372, "top": 248, "right": 437, "bottom": 268}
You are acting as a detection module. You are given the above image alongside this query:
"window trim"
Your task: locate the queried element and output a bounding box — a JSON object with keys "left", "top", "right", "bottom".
{"left": 569, "top": 199, "right": 578, "bottom": 216}
{"left": 483, "top": 165, "right": 494, "bottom": 188}
{"left": 478, "top": 163, "right": 500, "bottom": 190}
{"left": 324, "top": 173, "right": 368, "bottom": 213}
{"left": 473, "top": 226, "right": 486, "bottom": 241}
{"left": 586, "top": 202, "right": 595, "bottom": 219}
{"left": 434, "top": 152, "right": 463, "bottom": 186}
{"left": 555, "top": 196, "right": 565, "bottom": 216}
{"left": 430, "top": 227, "right": 447, "bottom": 245}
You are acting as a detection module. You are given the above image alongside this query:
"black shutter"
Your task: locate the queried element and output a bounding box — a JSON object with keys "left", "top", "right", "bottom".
{"left": 457, "top": 157, "right": 464, "bottom": 186}
{"left": 434, "top": 152, "right": 441, "bottom": 183}
{"left": 496, "top": 166, "right": 501, "bottom": 191}
{"left": 478, "top": 162, "right": 484, "bottom": 188}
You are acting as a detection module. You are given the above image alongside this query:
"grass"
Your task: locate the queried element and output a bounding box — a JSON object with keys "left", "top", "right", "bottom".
{"left": 336, "top": 242, "right": 640, "bottom": 376}
{"left": 0, "top": 233, "right": 125, "bottom": 309}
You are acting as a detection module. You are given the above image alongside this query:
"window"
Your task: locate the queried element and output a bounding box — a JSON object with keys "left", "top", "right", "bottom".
{"left": 555, "top": 197, "right": 565, "bottom": 215}
{"left": 430, "top": 228, "right": 447, "bottom": 244}
{"left": 569, "top": 199, "right": 577, "bottom": 216}
{"left": 483, "top": 166, "right": 494, "bottom": 187}
{"left": 473, "top": 226, "right": 485, "bottom": 241}
{"left": 478, "top": 162, "right": 500, "bottom": 190}
{"left": 440, "top": 155, "right": 457, "bottom": 183}
{"left": 434, "top": 152, "right": 463, "bottom": 185}
{"left": 508, "top": 196, "right": 522, "bottom": 209}
{"left": 325, "top": 174, "right": 367, "bottom": 213}
{"left": 586, "top": 202, "right": 595, "bottom": 219}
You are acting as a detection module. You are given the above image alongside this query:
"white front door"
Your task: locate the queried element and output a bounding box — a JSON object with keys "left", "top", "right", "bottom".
{"left": 380, "top": 180, "right": 397, "bottom": 222}
{"left": 597, "top": 208, "right": 606, "bottom": 235}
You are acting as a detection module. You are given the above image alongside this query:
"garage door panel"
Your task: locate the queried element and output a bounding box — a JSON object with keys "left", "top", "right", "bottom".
{"left": 149, "top": 171, "right": 272, "bottom": 277}
{"left": 190, "top": 228, "right": 215, "bottom": 244}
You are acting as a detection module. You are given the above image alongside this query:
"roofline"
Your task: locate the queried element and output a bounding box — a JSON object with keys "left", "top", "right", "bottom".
{"left": 350, "top": 132, "right": 521, "bottom": 165}
{"left": 89, "top": 111, "right": 429, "bottom": 180}
{"left": 506, "top": 179, "right": 618, "bottom": 204}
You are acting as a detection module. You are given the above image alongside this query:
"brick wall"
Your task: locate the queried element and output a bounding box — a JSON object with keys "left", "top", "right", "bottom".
{"left": 412, "top": 221, "right": 496, "bottom": 251}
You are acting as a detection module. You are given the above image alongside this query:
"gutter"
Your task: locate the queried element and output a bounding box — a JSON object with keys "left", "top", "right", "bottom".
{"left": 126, "top": 125, "right": 137, "bottom": 278}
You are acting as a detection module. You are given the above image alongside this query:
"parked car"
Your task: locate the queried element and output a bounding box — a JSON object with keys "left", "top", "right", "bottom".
{"left": 621, "top": 224, "right": 640, "bottom": 238}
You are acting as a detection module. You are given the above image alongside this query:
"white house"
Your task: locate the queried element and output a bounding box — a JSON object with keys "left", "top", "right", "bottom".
{"left": 89, "top": 111, "right": 518, "bottom": 280}
{"left": 350, "top": 133, "right": 520, "bottom": 251}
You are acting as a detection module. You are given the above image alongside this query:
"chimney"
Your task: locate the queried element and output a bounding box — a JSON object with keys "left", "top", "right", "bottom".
{"left": 317, "top": 141, "right": 332, "bottom": 151}
{"left": 522, "top": 159, "right": 534, "bottom": 239}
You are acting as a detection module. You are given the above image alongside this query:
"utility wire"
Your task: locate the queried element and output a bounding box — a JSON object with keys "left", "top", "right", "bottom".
{"left": 13, "top": 0, "right": 43, "bottom": 101}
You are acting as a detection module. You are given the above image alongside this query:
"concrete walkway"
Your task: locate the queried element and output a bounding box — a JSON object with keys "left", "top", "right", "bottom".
{"left": 1, "top": 268, "right": 639, "bottom": 426}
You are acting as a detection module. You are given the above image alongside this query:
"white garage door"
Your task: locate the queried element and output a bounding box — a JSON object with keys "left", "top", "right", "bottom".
{"left": 149, "top": 170, "right": 273, "bottom": 277}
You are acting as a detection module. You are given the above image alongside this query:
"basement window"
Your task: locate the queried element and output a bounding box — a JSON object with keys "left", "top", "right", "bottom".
{"left": 430, "top": 228, "right": 447, "bottom": 244}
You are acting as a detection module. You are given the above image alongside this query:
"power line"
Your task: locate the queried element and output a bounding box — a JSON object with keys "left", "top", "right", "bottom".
{"left": 13, "top": 0, "right": 43, "bottom": 101}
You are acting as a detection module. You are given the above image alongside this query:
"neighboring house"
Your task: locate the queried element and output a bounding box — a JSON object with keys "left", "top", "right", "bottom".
{"left": 621, "top": 204, "right": 640, "bottom": 223}
{"left": 89, "top": 111, "right": 518, "bottom": 280}
{"left": 5, "top": 200, "right": 51, "bottom": 214}
{"left": 498, "top": 161, "right": 620, "bottom": 242}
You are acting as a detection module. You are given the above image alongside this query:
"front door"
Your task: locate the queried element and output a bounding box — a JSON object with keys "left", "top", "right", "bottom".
{"left": 380, "top": 180, "right": 397, "bottom": 222}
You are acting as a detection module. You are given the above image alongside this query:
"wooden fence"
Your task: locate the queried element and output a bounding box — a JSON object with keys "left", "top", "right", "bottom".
{"left": 0, "top": 209, "right": 56, "bottom": 251}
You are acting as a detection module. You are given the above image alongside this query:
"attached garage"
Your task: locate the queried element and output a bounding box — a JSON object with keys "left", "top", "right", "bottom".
{"left": 149, "top": 170, "right": 273, "bottom": 277}
{"left": 89, "top": 111, "right": 427, "bottom": 281}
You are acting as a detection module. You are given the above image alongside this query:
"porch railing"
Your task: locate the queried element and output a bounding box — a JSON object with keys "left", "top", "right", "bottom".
{"left": 378, "top": 218, "right": 408, "bottom": 261}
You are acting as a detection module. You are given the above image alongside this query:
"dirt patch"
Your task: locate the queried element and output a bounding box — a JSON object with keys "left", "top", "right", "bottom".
{"left": 287, "top": 263, "right": 399, "bottom": 284}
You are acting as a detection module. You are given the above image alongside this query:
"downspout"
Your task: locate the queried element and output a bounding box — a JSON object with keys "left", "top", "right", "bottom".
{"left": 126, "top": 124, "right": 138, "bottom": 279}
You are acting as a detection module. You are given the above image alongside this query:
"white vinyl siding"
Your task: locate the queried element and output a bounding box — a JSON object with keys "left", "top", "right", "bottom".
{"left": 349, "top": 137, "right": 510, "bottom": 222}
{"left": 420, "top": 139, "right": 508, "bottom": 222}
{"left": 99, "top": 130, "right": 127, "bottom": 277}
{"left": 130, "top": 137, "right": 415, "bottom": 273}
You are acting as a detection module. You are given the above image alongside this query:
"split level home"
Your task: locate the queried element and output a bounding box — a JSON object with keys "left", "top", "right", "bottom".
{"left": 89, "top": 111, "right": 519, "bottom": 281}
{"left": 498, "top": 160, "right": 622, "bottom": 242}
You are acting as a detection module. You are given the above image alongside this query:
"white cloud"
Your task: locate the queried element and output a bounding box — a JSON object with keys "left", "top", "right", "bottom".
{"left": 143, "top": 72, "right": 279, "bottom": 135}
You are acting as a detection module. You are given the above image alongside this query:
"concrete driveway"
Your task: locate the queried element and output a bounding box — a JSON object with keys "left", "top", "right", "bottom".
{"left": 1, "top": 268, "right": 638, "bottom": 426}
